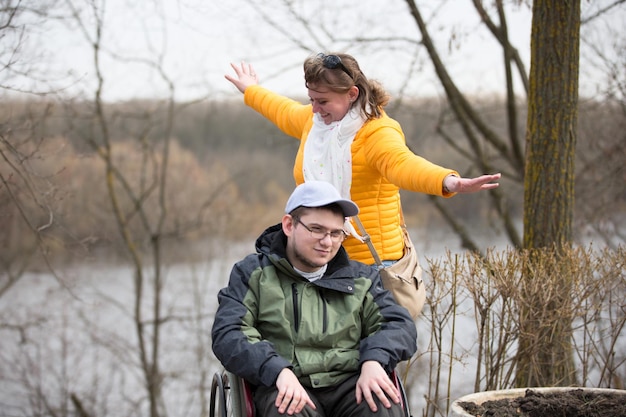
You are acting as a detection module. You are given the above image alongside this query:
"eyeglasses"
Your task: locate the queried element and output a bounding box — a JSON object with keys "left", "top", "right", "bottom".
{"left": 295, "top": 218, "right": 347, "bottom": 242}
{"left": 317, "top": 53, "right": 353, "bottom": 79}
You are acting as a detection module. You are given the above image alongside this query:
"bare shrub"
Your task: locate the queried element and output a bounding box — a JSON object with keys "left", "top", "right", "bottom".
{"left": 412, "top": 245, "right": 625, "bottom": 417}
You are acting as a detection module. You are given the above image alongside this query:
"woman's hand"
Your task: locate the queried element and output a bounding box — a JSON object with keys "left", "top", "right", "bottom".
{"left": 225, "top": 61, "right": 259, "bottom": 94}
{"left": 443, "top": 173, "right": 501, "bottom": 194}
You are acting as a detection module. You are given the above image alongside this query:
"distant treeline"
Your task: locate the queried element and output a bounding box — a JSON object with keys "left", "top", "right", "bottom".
{"left": 1, "top": 96, "right": 623, "bottom": 264}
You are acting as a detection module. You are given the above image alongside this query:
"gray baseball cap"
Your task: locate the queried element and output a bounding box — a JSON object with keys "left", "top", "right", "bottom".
{"left": 285, "top": 181, "right": 359, "bottom": 217}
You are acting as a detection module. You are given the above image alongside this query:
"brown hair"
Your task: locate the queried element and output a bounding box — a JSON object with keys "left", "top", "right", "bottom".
{"left": 303, "top": 52, "right": 390, "bottom": 120}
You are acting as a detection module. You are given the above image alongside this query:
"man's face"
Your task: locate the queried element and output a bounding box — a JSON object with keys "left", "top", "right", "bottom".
{"left": 283, "top": 208, "right": 346, "bottom": 272}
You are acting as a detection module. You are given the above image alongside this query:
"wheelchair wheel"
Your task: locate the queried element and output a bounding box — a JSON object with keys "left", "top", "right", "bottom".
{"left": 210, "top": 370, "right": 248, "bottom": 417}
{"left": 392, "top": 370, "right": 412, "bottom": 417}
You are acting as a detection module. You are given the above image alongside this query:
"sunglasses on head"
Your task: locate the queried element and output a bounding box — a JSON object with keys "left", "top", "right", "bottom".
{"left": 317, "top": 53, "right": 353, "bottom": 79}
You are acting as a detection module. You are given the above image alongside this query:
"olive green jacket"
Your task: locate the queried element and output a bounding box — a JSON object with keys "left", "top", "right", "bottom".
{"left": 211, "top": 223, "right": 417, "bottom": 388}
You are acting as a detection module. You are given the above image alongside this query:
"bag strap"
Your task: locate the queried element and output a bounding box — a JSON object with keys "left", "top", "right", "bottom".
{"left": 353, "top": 216, "right": 383, "bottom": 266}
{"left": 353, "top": 197, "right": 408, "bottom": 267}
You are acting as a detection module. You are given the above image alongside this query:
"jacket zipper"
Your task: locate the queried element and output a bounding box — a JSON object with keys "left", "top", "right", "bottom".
{"left": 292, "top": 283, "right": 299, "bottom": 333}
{"left": 293, "top": 284, "right": 329, "bottom": 333}
{"left": 322, "top": 295, "right": 328, "bottom": 333}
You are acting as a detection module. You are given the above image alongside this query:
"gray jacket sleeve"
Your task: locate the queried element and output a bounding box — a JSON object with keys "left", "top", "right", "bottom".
{"left": 211, "top": 257, "right": 292, "bottom": 387}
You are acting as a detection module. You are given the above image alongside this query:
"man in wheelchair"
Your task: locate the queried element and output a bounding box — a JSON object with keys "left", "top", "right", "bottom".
{"left": 212, "top": 181, "right": 417, "bottom": 416}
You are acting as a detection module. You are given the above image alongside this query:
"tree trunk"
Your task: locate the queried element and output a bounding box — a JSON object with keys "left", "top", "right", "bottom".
{"left": 518, "top": 0, "right": 580, "bottom": 387}
{"left": 523, "top": 1, "right": 579, "bottom": 249}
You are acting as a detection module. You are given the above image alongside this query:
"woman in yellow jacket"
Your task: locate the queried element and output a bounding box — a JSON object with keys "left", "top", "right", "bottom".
{"left": 225, "top": 52, "right": 500, "bottom": 265}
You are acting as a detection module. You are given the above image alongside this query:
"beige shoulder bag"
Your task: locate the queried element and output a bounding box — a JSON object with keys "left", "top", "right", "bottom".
{"left": 353, "top": 211, "right": 426, "bottom": 320}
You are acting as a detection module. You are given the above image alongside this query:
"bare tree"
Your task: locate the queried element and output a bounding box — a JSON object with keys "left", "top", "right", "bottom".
{"left": 65, "top": 1, "right": 173, "bottom": 414}
{"left": 58, "top": 1, "right": 212, "bottom": 415}
{"left": 575, "top": 4, "right": 626, "bottom": 248}
{"left": 0, "top": 0, "right": 76, "bottom": 294}
{"left": 404, "top": 0, "right": 525, "bottom": 253}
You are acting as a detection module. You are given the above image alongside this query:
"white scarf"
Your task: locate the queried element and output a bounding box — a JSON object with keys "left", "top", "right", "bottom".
{"left": 303, "top": 108, "right": 366, "bottom": 241}
{"left": 303, "top": 108, "right": 365, "bottom": 198}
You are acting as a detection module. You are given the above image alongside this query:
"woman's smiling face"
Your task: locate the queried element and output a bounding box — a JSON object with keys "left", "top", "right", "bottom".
{"left": 308, "top": 85, "right": 358, "bottom": 125}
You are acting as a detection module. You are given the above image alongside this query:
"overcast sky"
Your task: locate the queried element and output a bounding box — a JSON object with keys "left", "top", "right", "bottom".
{"left": 6, "top": 0, "right": 623, "bottom": 102}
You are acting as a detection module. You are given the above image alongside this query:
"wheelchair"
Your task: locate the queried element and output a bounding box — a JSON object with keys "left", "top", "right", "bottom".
{"left": 209, "top": 369, "right": 412, "bottom": 417}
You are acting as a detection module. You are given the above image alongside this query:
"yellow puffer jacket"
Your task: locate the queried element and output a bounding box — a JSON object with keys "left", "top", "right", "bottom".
{"left": 244, "top": 85, "right": 458, "bottom": 264}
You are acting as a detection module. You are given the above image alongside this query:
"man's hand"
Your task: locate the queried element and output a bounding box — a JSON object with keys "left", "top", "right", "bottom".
{"left": 274, "top": 368, "right": 316, "bottom": 415}
{"left": 355, "top": 361, "right": 400, "bottom": 412}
